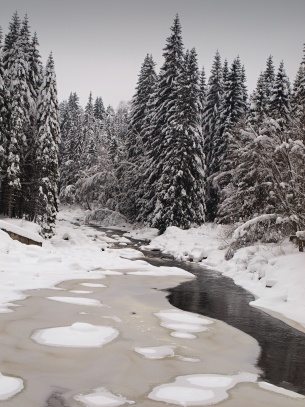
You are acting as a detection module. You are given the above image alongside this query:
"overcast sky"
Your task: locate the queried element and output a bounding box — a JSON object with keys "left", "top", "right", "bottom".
{"left": 1, "top": 0, "right": 305, "bottom": 108}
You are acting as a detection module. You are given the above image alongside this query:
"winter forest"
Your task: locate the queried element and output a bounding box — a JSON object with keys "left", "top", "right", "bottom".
{"left": 0, "top": 13, "right": 305, "bottom": 245}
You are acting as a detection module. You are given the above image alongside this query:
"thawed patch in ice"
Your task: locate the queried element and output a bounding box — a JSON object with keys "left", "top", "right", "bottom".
{"left": 155, "top": 309, "right": 213, "bottom": 338}
{"left": 46, "top": 296, "right": 102, "bottom": 306}
{"left": 258, "top": 382, "right": 305, "bottom": 399}
{"left": 32, "top": 322, "right": 118, "bottom": 348}
{"left": 135, "top": 345, "right": 175, "bottom": 359}
{"left": 81, "top": 283, "right": 107, "bottom": 288}
{"left": 148, "top": 372, "right": 258, "bottom": 406}
{"left": 75, "top": 387, "right": 134, "bottom": 406}
{"left": 0, "top": 372, "right": 24, "bottom": 401}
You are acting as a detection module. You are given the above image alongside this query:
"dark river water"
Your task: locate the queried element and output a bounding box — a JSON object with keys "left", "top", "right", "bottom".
{"left": 141, "top": 253, "right": 305, "bottom": 396}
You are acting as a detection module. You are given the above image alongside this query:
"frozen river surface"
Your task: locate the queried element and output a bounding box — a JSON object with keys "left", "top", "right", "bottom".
{"left": 0, "top": 229, "right": 304, "bottom": 407}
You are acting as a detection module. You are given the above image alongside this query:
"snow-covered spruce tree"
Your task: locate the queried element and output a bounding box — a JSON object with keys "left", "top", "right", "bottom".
{"left": 292, "top": 44, "right": 305, "bottom": 119}
{"left": 199, "top": 66, "right": 206, "bottom": 124}
{"left": 35, "top": 53, "right": 60, "bottom": 237}
{"left": 155, "top": 47, "right": 205, "bottom": 229}
{"left": 269, "top": 61, "right": 291, "bottom": 128}
{"left": 123, "top": 54, "right": 157, "bottom": 219}
{"left": 59, "top": 91, "right": 83, "bottom": 200}
{"left": 213, "top": 57, "right": 248, "bottom": 222}
{"left": 264, "top": 55, "right": 275, "bottom": 105}
{"left": 202, "top": 51, "right": 223, "bottom": 221}
{"left": 127, "top": 54, "right": 157, "bottom": 160}
{"left": 250, "top": 56, "right": 276, "bottom": 125}
{"left": 137, "top": 15, "right": 185, "bottom": 229}
{"left": 2, "top": 20, "right": 31, "bottom": 217}
{"left": 19, "top": 17, "right": 44, "bottom": 219}
{"left": 94, "top": 96, "right": 106, "bottom": 121}
{"left": 140, "top": 17, "right": 206, "bottom": 232}
{"left": 250, "top": 72, "right": 267, "bottom": 124}
{"left": 0, "top": 27, "right": 9, "bottom": 212}
{"left": 80, "top": 92, "right": 97, "bottom": 171}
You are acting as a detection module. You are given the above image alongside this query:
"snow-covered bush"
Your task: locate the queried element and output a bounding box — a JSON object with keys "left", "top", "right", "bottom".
{"left": 84, "top": 208, "right": 128, "bottom": 227}
{"left": 225, "top": 214, "right": 295, "bottom": 259}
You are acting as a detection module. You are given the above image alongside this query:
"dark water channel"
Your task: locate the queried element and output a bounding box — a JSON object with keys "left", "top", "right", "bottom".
{"left": 99, "top": 227, "right": 305, "bottom": 396}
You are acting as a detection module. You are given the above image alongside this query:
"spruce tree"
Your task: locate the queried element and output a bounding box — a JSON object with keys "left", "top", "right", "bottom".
{"left": 292, "top": 44, "right": 305, "bottom": 119}
{"left": 264, "top": 55, "right": 275, "bottom": 100}
{"left": 140, "top": 17, "right": 206, "bottom": 231}
{"left": 127, "top": 54, "right": 157, "bottom": 159}
{"left": 0, "top": 27, "right": 8, "bottom": 212}
{"left": 2, "top": 26, "right": 30, "bottom": 217}
{"left": 81, "top": 92, "right": 97, "bottom": 170}
{"left": 269, "top": 61, "right": 291, "bottom": 127}
{"left": 199, "top": 66, "right": 206, "bottom": 122}
{"left": 59, "top": 92, "right": 83, "bottom": 195}
{"left": 202, "top": 51, "right": 223, "bottom": 221}
{"left": 124, "top": 54, "right": 157, "bottom": 219}
{"left": 35, "top": 53, "right": 60, "bottom": 237}
{"left": 138, "top": 15, "right": 185, "bottom": 229}
{"left": 94, "top": 97, "right": 106, "bottom": 121}
{"left": 213, "top": 57, "right": 248, "bottom": 221}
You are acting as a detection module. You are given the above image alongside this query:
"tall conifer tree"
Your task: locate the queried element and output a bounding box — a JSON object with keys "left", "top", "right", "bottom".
{"left": 35, "top": 53, "right": 60, "bottom": 237}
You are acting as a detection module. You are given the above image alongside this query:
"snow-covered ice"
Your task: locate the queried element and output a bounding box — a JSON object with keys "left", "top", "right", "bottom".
{"left": 75, "top": 387, "right": 134, "bottom": 406}
{"left": 258, "top": 382, "right": 305, "bottom": 399}
{"left": 32, "top": 322, "right": 119, "bottom": 348}
{"left": 0, "top": 372, "right": 24, "bottom": 401}
{"left": 69, "top": 290, "right": 93, "bottom": 294}
{"left": 135, "top": 345, "right": 175, "bottom": 359}
{"left": 155, "top": 309, "right": 213, "bottom": 338}
{"left": 148, "top": 372, "right": 258, "bottom": 406}
{"left": 128, "top": 266, "right": 195, "bottom": 278}
{"left": 46, "top": 296, "right": 102, "bottom": 306}
{"left": 81, "top": 283, "right": 107, "bottom": 288}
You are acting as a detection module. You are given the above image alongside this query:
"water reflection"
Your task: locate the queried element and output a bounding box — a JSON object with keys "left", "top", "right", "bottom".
{"left": 143, "top": 256, "right": 305, "bottom": 395}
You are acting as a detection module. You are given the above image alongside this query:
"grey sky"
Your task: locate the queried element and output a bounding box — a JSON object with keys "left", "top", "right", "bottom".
{"left": 1, "top": 0, "right": 305, "bottom": 108}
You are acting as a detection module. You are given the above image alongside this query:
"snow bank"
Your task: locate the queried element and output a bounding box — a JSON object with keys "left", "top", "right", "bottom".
{"left": 0, "top": 219, "right": 43, "bottom": 243}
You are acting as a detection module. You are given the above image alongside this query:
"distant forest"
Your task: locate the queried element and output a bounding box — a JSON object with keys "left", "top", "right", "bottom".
{"left": 1, "top": 14, "right": 304, "bottom": 243}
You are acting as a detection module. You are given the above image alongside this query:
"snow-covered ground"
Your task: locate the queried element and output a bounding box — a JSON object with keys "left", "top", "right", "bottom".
{"left": 126, "top": 224, "right": 305, "bottom": 331}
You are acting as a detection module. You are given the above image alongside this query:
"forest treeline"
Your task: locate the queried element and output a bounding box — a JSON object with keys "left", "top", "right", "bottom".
{"left": 1, "top": 14, "right": 304, "bottom": 242}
